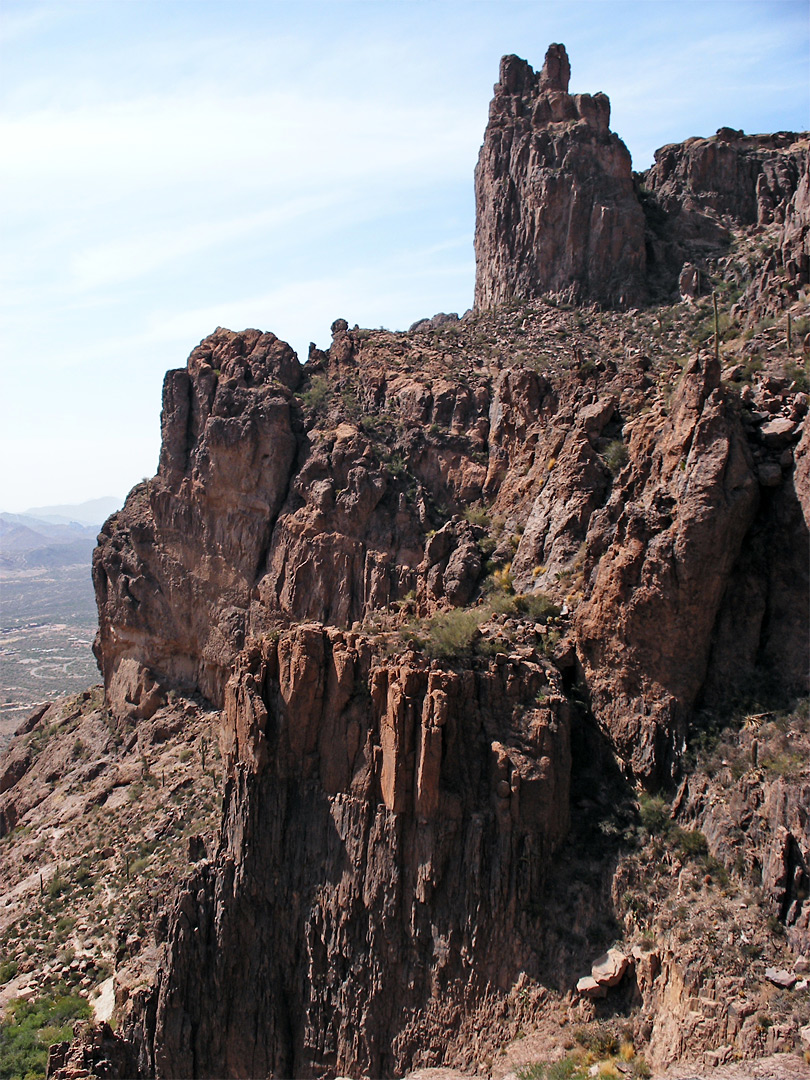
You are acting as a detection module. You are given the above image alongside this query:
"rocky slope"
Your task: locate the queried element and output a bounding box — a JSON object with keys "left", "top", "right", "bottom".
{"left": 2, "top": 42, "right": 809, "bottom": 1080}
{"left": 87, "top": 287, "right": 808, "bottom": 1076}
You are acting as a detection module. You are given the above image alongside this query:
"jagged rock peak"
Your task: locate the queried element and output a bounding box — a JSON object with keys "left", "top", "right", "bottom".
{"left": 539, "top": 42, "right": 570, "bottom": 91}
{"left": 497, "top": 43, "right": 571, "bottom": 97}
{"left": 475, "top": 45, "right": 646, "bottom": 310}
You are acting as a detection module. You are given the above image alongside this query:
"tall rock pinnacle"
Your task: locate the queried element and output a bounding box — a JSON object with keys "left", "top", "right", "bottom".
{"left": 474, "top": 44, "right": 647, "bottom": 310}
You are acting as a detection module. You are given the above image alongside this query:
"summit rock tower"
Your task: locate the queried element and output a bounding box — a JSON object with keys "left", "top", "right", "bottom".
{"left": 474, "top": 44, "right": 648, "bottom": 309}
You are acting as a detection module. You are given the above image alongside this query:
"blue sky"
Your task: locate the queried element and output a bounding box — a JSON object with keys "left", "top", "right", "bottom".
{"left": 1, "top": 0, "right": 808, "bottom": 512}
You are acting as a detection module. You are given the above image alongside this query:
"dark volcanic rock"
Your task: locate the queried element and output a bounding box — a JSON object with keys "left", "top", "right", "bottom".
{"left": 125, "top": 627, "right": 571, "bottom": 1079}
{"left": 474, "top": 45, "right": 647, "bottom": 310}
{"left": 642, "top": 129, "right": 810, "bottom": 305}
{"left": 76, "top": 47, "right": 810, "bottom": 1079}
{"left": 93, "top": 328, "right": 302, "bottom": 714}
{"left": 644, "top": 130, "right": 806, "bottom": 226}
{"left": 46, "top": 1022, "right": 139, "bottom": 1080}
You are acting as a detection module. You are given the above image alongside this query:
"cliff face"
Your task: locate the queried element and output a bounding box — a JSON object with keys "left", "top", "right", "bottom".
{"left": 642, "top": 129, "right": 810, "bottom": 313}
{"left": 474, "top": 46, "right": 647, "bottom": 310}
{"left": 474, "top": 45, "right": 810, "bottom": 316}
{"left": 124, "top": 626, "right": 570, "bottom": 1078}
{"left": 73, "top": 44, "right": 810, "bottom": 1080}
{"left": 94, "top": 314, "right": 807, "bottom": 788}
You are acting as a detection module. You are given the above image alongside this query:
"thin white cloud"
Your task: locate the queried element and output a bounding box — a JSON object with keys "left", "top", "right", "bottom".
{"left": 67, "top": 194, "right": 344, "bottom": 291}
{"left": 0, "top": 3, "right": 64, "bottom": 44}
{"left": 1, "top": 0, "right": 807, "bottom": 511}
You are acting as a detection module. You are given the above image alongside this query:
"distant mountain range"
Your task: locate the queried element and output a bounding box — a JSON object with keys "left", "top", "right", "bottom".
{"left": 16, "top": 496, "right": 123, "bottom": 527}
{"left": 0, "top": 497, "right": 122, "bottom": 570}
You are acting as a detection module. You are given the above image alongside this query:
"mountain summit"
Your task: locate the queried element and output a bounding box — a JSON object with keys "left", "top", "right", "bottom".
{"left": 1, "top": 45, "right": 808, "bottom": 1080}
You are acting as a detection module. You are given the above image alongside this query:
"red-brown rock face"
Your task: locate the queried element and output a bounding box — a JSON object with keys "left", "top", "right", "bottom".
{"left": 93, "top": 329, "right": 303, "bottom": 712}
{"left": 126, "top": 626, "right": 570, "bottom": 1079}
{"left": 641, "top": 130, "right": 810, "bottom": 311}
{"left": 474, "top": 46, "right": 647, "bottom": 310}
{"left": 644, "top": 130, "right": 807, "bottom": 227}
{"left": 92, "top": 326, "right": 500, "bottom": 720}
{"left": 573, "top": 356, "right": 760, "bottom": 779}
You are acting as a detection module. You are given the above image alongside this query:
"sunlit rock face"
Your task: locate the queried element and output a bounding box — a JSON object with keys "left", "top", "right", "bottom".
{"left": 474, "top": 45, "right": 647, "bottom": 310}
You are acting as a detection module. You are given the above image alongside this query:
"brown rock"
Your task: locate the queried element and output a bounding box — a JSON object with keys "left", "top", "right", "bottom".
{"left": 758, "top": 461, "right": 783, "bottom": 486}
{"left": 125, "top": 626, "right": 572, "bottom": 1078}
{"left": 574, "top": 366, "right": 759, "bottom": 783}
{"left": 474, "top": 45, "right": 647, "bottom": 310}
{"left": 764, "top": 966, "right": 797, "bottom": 989}
{"left": 760, "top": 416, "right": 799, "bottom": 448}
{"left": 590, "top": 947, "right": 630, "bottom": 988}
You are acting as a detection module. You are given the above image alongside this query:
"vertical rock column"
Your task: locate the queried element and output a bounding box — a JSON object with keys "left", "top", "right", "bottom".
{"left": 474, "top": 44, "right": 647, "bottom": 309}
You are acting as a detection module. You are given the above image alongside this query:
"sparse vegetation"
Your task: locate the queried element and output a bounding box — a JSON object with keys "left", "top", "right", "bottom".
{"left": 602, "top": 439, "right": 628, "bottom": 475}
{"left": 299, "top": 374, "right": 332, "bottom": 415}
{"left": 0, "top": 991, "right": 90, "bottom": 1080}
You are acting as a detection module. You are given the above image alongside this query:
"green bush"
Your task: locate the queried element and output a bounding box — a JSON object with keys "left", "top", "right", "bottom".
{"left": 424, "top": 609, "right": 483, "bottom": 659}
{"left": 638, "top": 793, "right": 669, "bottom": 834}
{"left": 0, "top": 960, "right": 17, "bottom": 984}
{"left": 603, "top": 439, "right": 628, "bottom": 476}
{"left": 673, "top": 828, "right": 708, "bottom": 858}
{"left": 47, "top": 874, "right": 68, "bottom": 900}
{"left": 517, "top": 1059, "right": 585, "bottom": 1080}
{"left": 300, "top": 374, "right": 332, "bottom": 415}
{"left": 0, "top": 992, "right": 90, "bottom": 1080}
{"left": 463, "top": 506, "right": 491, "bottom": 527}
{"left": 513, "top": 593, "right": 559, "bottom": 624}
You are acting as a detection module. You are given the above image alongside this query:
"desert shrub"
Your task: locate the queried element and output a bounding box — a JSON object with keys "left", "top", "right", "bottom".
{"left": 760, "top": 749, "right": 804, "bottom": 778}
{"left": 517, "top": 1059, "right": 585, "bottom": 1080}
{"left": 603, "top": 439, "right": 628, "bottom": 475}
{"left": 424, "top": 609, "right": 482, "bottom": 660}
{"left": 638, "top": 792, "right": 669, "bottom": 834}
{"left": 0, "top": 959, "right": 17, "bottom": 984}
{"left": 573, "top": 1023, "right": 619, "bottom": 1056}
{"left": 513, "top": 592, "right": 560, "bottom": 623}
{"left": 0, "top": 992, "right": 90, "bottom": 1080}
{"left": 490, "top": 564, "right": 514, "bottom": 593}
{"left": 766, "top": 914, "right": 786, "bottom": 936}
{"left": 463, "top": 506, "right": 491, "bottom": 527}
{"left": 48, "top": 873, "right": 68, "bottom": 900}
{"left": 74, "top": 864, "right": 93, "bottom": 889}
{"left": 477, "top": 535, "right": 497, "bottom": 557}
{"left": 786, "top": 361, "right": 809, "bottom": 393}
{"left": 673, "top": 828, "right": 708, "bottom": 858}
{"left": 300, "top": 374, "right": 332, "bottom": 415}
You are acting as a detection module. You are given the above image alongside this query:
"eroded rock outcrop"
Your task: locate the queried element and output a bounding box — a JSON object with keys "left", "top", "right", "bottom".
{"left": 474, "top": 45, "right": 647, "bottom": 310}
{"left": 642, "top": 129, "right": 810, "bottom": 310}
{"left": 124, "top": 626, "right": 570, "bottom": 1079}
{"left": 75, "top": 45, "right": 810, "bottom": 1079}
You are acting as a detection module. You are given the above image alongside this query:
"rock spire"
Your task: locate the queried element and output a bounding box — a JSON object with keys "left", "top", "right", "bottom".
{"left": 474, "top": 44, "right": 647, "bottom": 309}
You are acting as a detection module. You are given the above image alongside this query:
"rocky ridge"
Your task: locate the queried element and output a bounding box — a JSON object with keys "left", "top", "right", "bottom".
{"left": 1, "top": 42, "right": 809, "bottom": 1080}
{"left": 474, "top": 45, "right": 810, "bottom": 316}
